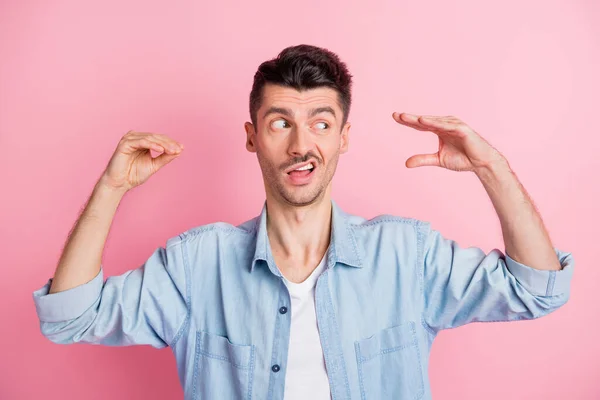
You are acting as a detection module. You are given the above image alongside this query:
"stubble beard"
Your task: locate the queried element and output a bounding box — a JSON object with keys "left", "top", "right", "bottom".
{"left": 257, "top": 150, "right": 340, "bottom": 207}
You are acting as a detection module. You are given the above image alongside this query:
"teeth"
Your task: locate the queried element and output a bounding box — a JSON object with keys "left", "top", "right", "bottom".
{"left": 295, "top": 163, "right": 313, "bottom": 171}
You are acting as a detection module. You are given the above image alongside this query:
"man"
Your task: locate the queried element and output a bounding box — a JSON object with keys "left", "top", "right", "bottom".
{"left": 33, "top": 44, "right": 574, "bottom": 400}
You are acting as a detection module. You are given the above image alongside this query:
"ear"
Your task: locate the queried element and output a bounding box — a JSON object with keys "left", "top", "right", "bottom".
{"left": 245, "top": 122, "right": 257, "bottom": 153}
{"left": 340, "top": 122, "right": 351, "bottom": 154}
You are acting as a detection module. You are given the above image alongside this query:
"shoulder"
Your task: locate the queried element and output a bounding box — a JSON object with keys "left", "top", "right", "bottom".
{"left": 165, "top": 216, "right": 259, "bottom": 248}
{"left": 346, "top": 211, "right": 431, "bottom": 233}
{"left": 344, "top": 211, "right": 436, "bottom": 253}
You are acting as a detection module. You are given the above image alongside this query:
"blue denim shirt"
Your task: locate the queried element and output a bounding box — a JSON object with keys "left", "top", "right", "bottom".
{"left": 32, "top": 200, "right": 574, "bottom": 399}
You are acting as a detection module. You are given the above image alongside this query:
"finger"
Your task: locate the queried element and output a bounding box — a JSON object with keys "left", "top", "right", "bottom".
{"left": 418, "top": 116, "right": 460, "bottom": 132}
{"left": 124, "top": 132, "right": 184, "bottom": 153}
{"left": 393, "top": 112, "right": 460, "bottom": 133}
{"left": 145, "top": 136, "right": 182, "bottom": 154}
{"left": 420, "top": 115, "right": 456, "bottom": 120}
{"left": 134, "top": 132, "right": 184, "bottom": 152}
{"left": 151, "top": 150, "right": 181, "bottom": 170}
{"left": 405, "top": 153, "right": 440, "bottom": 168}
{"left": 394, "top": 112, "right": 441, "bottom": 123}
{"left": 392, "top": 112, "right": 430, "bottom": 131}
{"left": 122, "top": 137, "right": 166, "bottom": 154}
{"left": 129, "top": 134, "right": 182, "bottom": 155}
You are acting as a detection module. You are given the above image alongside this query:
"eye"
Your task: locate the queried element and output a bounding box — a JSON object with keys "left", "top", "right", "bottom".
{"left": 271, "top": 119, "right": 290, "bottom": 129}
{"left": 314, "top": 122, "right": 329, "bottom": 130}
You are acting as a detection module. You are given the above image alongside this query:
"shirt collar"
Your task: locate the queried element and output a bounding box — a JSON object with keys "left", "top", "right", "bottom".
{"left": 250, "top": 199, "right": 363, "bottom": 274}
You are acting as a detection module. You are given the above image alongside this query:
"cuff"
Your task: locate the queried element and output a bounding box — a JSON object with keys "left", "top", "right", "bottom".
{"left": 32, "top": 267, "right": 104, "bottom": 322}
{"left": 505, "top": 248, "right": 574, "bottom": 297}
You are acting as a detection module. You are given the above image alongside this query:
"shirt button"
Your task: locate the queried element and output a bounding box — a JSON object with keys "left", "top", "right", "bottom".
{"left": 279, "top": 306, "right": 288, "bottom": 314}
{"left": 272, "top": 364, "right": 281, "bottom": 373}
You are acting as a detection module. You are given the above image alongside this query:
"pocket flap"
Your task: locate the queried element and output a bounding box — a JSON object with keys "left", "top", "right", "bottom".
{"left": 197, "top": 330, "right": 253, "bottom": 369}
{"left": 355, "top": 321, "right": 417, "bottom": 362}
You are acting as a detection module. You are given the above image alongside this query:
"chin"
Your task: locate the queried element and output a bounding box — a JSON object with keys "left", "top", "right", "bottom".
{"left": 280, "top": 187, "right": 324, "bottom": 207}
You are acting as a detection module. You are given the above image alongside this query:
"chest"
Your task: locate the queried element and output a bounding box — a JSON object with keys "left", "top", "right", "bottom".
{"left": 272, "top": 252, "right": 327, "bottom": 284}
{"left": 181, "top": 262, "right": 428, "bottom": 400}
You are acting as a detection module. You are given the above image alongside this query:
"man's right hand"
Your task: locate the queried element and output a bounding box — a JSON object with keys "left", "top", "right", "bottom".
{"left": 100, "top": 131, "right": 184, "bottom": 192}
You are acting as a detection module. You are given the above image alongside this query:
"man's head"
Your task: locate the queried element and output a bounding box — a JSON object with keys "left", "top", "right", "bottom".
{"left": 245, "top": 44, "right": 353, "bottom": 207}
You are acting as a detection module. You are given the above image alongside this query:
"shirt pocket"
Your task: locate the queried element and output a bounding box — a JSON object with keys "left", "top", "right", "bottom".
{"left": 354, "top": 321, "right": 425, "bottom": 400}
{"left": 192, "top": 330, "right": 255, "bottom": 400}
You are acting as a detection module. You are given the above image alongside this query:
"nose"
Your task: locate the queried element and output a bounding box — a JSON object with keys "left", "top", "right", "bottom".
{"left": 287, "top": 126, "right": 313, "bottom": 157}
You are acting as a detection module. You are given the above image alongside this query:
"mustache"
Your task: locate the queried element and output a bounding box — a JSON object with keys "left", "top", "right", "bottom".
{"left": 280, "top": 152, "right": 322, "bottom": 171}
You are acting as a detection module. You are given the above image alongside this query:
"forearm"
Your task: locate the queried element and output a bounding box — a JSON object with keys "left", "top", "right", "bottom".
{"left": 49, "top": 177, "right": 127, "bottom": 294}
{"left": 474, "top": 158, "right": 562, "bottom": 271}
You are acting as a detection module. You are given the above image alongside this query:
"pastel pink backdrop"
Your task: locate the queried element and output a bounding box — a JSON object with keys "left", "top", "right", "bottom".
{"left": 1, "top": 0, "right": 597, "bottom": 398}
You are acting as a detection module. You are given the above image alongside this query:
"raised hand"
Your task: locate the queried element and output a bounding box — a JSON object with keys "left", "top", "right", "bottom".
{"left": 100, "top": 130, "right": 184, "bottom": 192}
{"left": 392, "top": 113, "right": 504, "bottom": 172}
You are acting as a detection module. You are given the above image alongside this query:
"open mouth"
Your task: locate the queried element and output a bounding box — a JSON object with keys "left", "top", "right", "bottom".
{"left": 286, "top": 162, "right": 316, "bottom": 184}
{"left": 288, "top": 162, "right": 315, "bottom": 174}
{"left": 287, "top": 162, "right": 315, "bottom": 175}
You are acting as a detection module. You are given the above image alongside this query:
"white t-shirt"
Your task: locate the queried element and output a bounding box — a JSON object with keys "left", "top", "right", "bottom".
{"left": 281, "top": 251, "right": 331, "bottom": 399}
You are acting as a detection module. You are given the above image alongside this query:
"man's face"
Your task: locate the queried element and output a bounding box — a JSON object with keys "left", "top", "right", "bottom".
{"left": 245, "top": 84, "right": 350, "bottom": 207}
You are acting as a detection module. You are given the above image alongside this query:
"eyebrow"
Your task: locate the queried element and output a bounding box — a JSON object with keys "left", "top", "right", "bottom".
{"left": 262, "top": 106, "right": 337, "bottom": 120}
{"left": 262, "top": 107, "right": 293, "bottom": 119}
{"left": 308, "top": 106, "right": 336, "bottom": 119}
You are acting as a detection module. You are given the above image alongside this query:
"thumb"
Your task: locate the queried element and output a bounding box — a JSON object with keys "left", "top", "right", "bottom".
{"left": 152, "top": 152, "right": 181, "bottom": 170}
{"left": 405, "top": 153, "right": 440, "bottom": 168}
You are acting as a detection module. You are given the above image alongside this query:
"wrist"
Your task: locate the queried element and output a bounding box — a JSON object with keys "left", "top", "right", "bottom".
{"left": 474, "top": 154, "right": 511, "bottom": 181}
{"left": 95, "top": 176, "right": 129, "bottom": 198}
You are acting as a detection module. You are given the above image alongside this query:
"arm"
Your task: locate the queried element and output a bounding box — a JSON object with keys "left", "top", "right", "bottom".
{"left": 48, "top": 178, "right": 126, "bottom": 294}
{"left": 50, "top": 131, "right": 184, "bottom": 293}
{"left": 421, "top": 224, "right": 572, "bottom": 332}
{"left": 474, "top": 158, "right": 561, "bottom": 271}
{"left": 32, "top": 131, "right": 187, "bottom": 347}
{"left": 392, "top": 112, "right": 574, "bottom": 332}
{"left": 32, "top": 237, "right": 189, "bottom": 348}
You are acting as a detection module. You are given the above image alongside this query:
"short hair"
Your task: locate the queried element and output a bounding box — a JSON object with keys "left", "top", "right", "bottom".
{"left": 249, "top": 44, "right": 353, "bottom": 127}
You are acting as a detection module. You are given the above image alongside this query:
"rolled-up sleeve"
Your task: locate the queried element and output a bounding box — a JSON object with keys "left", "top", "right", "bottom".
{"left": 32, "top": 236, "right": 189, "bottom": 349}
{"left": 505, "top": 249, "right": 573, "bottom": 297}
{"left": 33, "top": 268, "right": 104, "bottom": 322}
{"left": 421, "top": 223, "right": 574, "bottom": 333}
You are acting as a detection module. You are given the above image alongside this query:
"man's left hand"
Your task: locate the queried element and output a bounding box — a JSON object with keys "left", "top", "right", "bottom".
{"left": 393, "top": 112, "right": 505, "bottom": 172}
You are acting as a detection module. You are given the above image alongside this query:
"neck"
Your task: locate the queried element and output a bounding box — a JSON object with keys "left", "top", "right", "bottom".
{"left": 265, "top": 188, "right": 332, "bottom": 267}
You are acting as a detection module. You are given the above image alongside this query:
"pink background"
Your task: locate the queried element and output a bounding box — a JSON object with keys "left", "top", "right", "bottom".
{"left": 1, "top": 0, "right": 598, "bottom": 398}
